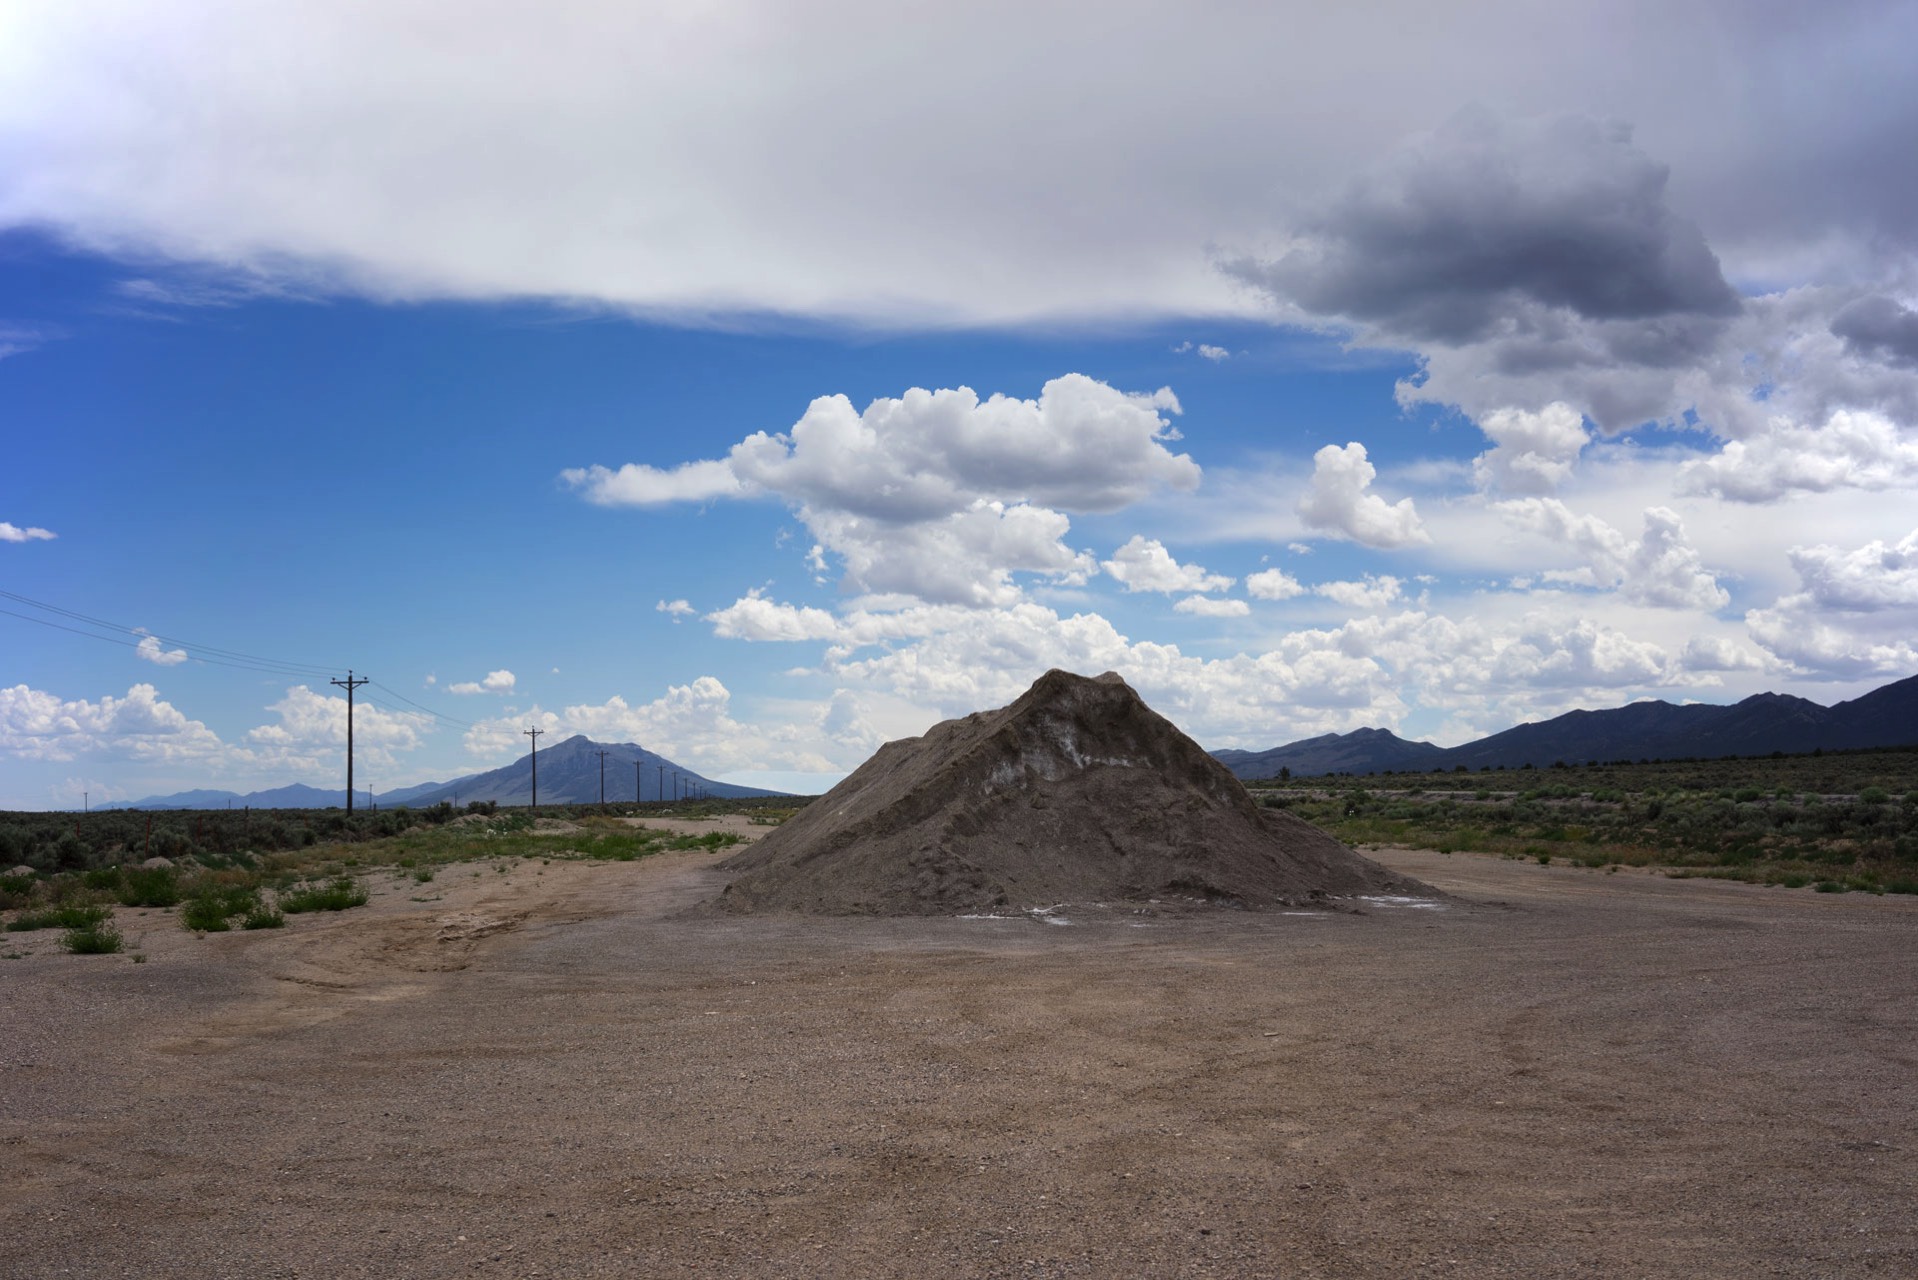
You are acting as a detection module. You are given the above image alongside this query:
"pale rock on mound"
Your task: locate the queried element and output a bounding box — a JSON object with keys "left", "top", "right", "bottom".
{"left": 711, "top": 669, "right": 1429, "bottom": 915}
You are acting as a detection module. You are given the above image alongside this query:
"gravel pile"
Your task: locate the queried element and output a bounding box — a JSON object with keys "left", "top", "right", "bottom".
{"left": 711, "top": 669, "right": 1427, "bottom": 915}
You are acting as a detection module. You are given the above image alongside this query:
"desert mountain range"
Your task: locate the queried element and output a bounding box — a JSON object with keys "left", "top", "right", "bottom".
{"left": 1212, "top": 672, "right": 1918, "bottom": 780}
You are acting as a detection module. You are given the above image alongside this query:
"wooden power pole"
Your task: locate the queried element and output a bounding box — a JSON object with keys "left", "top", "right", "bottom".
{"left": 331, "top": 670, "right": 368, "bottom": 812}
{"left": 524, "top": 727, "right": 543, "bottom": 810}
{"left": 596, "top": 749, "right": 609, "bottom": 810}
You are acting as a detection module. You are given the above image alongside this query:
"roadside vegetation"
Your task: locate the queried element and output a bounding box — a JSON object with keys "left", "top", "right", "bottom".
{"left": 0, "top": 800, "right": 774, "bottom": 955}
{"left": 1252, "top": 747, "right": 1918, "bottom": 893}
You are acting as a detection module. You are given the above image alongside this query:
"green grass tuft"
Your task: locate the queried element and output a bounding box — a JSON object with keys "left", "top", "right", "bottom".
{"left": 63, "top": 921, "right": 123, "bottom": 954}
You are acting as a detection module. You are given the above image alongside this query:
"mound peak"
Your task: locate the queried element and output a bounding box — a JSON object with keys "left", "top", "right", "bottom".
{"left": 710, "top": 669, "right": 1426, "bottom": 915}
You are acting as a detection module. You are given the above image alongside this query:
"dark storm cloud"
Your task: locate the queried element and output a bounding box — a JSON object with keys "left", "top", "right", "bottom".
{"left": 1228, "top": 110, "right": 1741, "bottom": 346}
{"left": 1832, "top": 295, "right": 1918, "bottom": 369}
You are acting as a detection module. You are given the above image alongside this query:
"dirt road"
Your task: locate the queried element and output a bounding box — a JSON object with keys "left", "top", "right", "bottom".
{"left": 4, "top": 845, "right": 1914, "bottom": 1277}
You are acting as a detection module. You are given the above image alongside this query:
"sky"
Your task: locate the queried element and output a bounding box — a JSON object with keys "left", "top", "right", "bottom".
{"left": 4, "top": 0, "right": 1918, "bottom": 809}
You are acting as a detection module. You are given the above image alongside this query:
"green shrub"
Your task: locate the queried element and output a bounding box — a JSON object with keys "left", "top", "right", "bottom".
{"left": 1814, "top": 880, "right": 1846, "bottom": 893}
{"left": 118, "top": 866, "right": 182, "bottom": 908}
{"left": 63, "top": 921, "right": 123, "bottom": 954}
{"left": 280, "top": 877, "right": 369, "bottom": 913}
{"left": 241, "top": 904, "right": 285, "bottom": 930}
{"left": 0, "top": 871, "right": 35, "bottom": 911}
{"left": 180, "top": 896, "right": 235, "bottom": 932}
{"left": 1859, "top": 787, "right": 1890, "bottom": 805}
{"left": 8, "top": 903, "right": 111, "bottom": 932}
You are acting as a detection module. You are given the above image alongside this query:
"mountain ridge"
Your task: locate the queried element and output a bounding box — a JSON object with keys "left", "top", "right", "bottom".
{"left": 104, "top": 735, "right": 784, "bottom": 809}
{"left": 1212, "top": 672, "right": 1918, "bottom": 780}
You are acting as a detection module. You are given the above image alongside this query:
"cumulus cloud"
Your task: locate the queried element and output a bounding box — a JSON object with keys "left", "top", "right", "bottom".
{"left": 0, "top": 521, "right": 56, "bottom": 543}
{"left": 447, "top": 669, "right": 516, "bottom": 696}
{"left": 1781, "top": 529, "right": 1918, "bottom": 611}
{"left": 1297, "top": 442, "right": 1430, "bottom": 548}
{"left": 571, "top": 375, "right": 1195, "bottom": 606}
{"left": 1102, "top": 536, "right": 1233, "bottom": 595}
{"left": 697, "top": 591, "right": 1694, "bottom": 753}
{"left": 1496, "top": 499, "right": 1728, "bottom": 611}
{"left": 1315, "top": 576, "right": 1403, "bottom": 610}
{"left": 244, "top": 685, "right": 429, "bottom": 763}
{"left": 1740, "top": 528, "right": 1918, "bottom": 679}
{"left": 1472, "top": 402, "right": 1589, "bottom": 494}
{"left": 656, "top": 599, "right": 695, "bottom": 620}
{"left": 1173, "top": 595, "right": 1249, "bottom": 618}
{"left": 1245, "top": 567, "right": 1307, "bottom": 600}
{"left": 0, "top": 683, "right": 225, "bottom": 763}
{"left": 1678, "top": 409, "right": 1918, "bottom": 503}
{"left": 133, "top": 633, "right": 187, "bottom": 666}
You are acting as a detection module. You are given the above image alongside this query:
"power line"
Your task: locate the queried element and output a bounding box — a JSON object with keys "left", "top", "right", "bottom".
{"left": 1, "top": 588, "right": 480, "bottom": 731}
{"left": 0, "top": 588, "right": 338, "bottom": 676}
{"left": 366, "top": 679, "right": 474, "bottom": 729}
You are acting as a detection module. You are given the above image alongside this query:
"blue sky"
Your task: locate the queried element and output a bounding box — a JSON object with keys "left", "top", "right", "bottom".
{"left": 4, "top": 1, "right": 1918, "bottom": 808}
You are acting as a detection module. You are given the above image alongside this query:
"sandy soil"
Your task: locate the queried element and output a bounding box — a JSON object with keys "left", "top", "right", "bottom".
{"left": 3, "top": 843, "right": 1915, "bottom": 1278}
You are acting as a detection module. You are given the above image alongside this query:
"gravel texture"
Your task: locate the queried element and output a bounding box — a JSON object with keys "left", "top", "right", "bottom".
{"left": 3, "top": 839, "right": 1915, "bottom": 1278}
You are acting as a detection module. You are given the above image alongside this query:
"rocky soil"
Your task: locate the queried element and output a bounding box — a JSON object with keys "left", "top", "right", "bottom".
{"left": 3, "top": 842, "right": 1915, "bottom": 1277}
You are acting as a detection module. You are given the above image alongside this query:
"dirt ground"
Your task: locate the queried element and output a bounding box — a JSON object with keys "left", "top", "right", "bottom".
{"left": 3, "top": 834, "right": 1915, "bottom": 1278}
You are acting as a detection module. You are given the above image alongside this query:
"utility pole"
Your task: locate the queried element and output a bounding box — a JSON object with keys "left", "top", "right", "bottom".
{"left": 657, "top": 764, "right": 663, "bottom": 802}
{"left": 596, "top": 749, "right": 609, "bottom": 810}
{"left": 635, "top": 761, "right": 641, "bottom": 805}
{"left": 524, "top": 727, "right": 543, "bottom": 809}
{"left": 331, "top": 670, "right": 368, "bottom": 812}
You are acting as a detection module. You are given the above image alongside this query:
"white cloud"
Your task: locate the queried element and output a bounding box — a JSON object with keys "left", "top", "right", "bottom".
{"left": 133, "top": 633, "right": 187, "bottom": 666}
{"left": 244, "top": 685, "right": 429, "bottom": 763}
{"left": 1173, "top": 595, "right": 1250, "bottom": 618}
{"left": 1678, "top": 409, "right": 1918, "bottom": 503}
{"left": 572, "top": 375, "right": 1195, "bottom": 606}
{"left": 1297, "top": 442, "right": 1430, "bottom": 548}
{"left": 561, "top": 458, "right": 745, "bottom": 507}
{"left": 7, "top": 3, "right": 1912, "bottom": 327}
{"left": 656, "top": 598, "right": 695, "bottom": 620}
{"left": 708, "top": 592, "right": 844, "bottom": 643}
{"left": 1743, "top": 527, "right": 1918, "bottom": 679}
{"left": 1745, "top": 608, "right": 1918, "bottom": 680}
{"left": 1102, "top": 536, "right": 1233, "bottom": 595}
{"left": 697, "top": 592, "right": 1698, "bottom": 754}
{"left": 1314, "top": 575, "right": 1403, "bottom": 610}
{"left": 1245, "top": 567, "right": 1307, "bottom": 600}
{"left": 0, "top": 683, "right": 225, "bottom": 763}
{"left": 1785, "top": 529, "right": 1918, "bottom": 610}
{"left": 1472, "top": 402, "right": 1589, "bottom": 494}
{"left": 1680, "top": 635, "right": 1769, "bottom": 673}
{"left": 1496, "top": 499, "right": 1728, "bottom": 611}
{"left": 447, "top": 669, "right": 516, "bottom": 696}
{"left": 0, "top": 521, "right": 56, "bottom": 543}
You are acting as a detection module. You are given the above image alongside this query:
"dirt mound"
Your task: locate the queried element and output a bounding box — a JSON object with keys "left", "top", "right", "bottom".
{"left": 710, "top": 669, "right": 1428, "bottom": 915}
